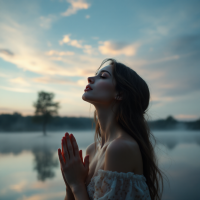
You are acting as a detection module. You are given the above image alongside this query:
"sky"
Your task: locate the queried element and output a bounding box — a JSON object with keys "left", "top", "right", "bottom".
{"left": 0, "top": 0, "right": 199, "bottom": 121}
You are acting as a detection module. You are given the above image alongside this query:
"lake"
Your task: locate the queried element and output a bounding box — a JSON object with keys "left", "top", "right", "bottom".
{"left": 0, "top": 130, "right": 200, "bottom": 200}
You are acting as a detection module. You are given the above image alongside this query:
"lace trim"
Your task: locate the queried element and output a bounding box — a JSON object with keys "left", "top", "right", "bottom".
{"left": 87, "top": 169, "right": 146, "bottom": 188}
{"left": 86, "top": 169, "right": 150, "bottom": 200}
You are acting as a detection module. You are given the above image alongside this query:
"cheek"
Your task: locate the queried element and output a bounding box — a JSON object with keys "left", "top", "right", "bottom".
{"left": 97, "top": 82, "right": 112, "bottom": 90}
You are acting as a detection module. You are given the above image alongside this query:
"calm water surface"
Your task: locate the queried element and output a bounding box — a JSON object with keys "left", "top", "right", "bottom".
{"left": 0, "top": 130, "right": 200, "bottom": 200}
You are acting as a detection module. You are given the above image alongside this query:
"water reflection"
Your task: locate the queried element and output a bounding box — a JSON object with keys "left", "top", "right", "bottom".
{"left": 152, "top": 130, "right": 200, "bottom": 150}
{"left": 0, "top": 131, "right": 92, "bottom": 155}
{"left": 0, "top": 131, "right": 199, "bottom": 156}
{"left": 0, "top": 131, "right": 200, "bottom": 200}
{"left": 32, "top": 146, "right": 58, "bottom": 181}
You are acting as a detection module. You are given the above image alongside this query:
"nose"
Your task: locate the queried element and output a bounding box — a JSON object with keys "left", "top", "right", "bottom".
{"left": 87, "top": 76, "right": 94, "bottom": 83}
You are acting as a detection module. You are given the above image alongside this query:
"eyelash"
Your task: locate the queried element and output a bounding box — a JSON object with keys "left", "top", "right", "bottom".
{"left": 100, "top": 75, "right": 106, "bottom": 79}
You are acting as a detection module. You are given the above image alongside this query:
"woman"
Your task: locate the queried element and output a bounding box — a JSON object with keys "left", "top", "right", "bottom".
{"left": 58, "top": 58, "right": 166, "bottom": 200}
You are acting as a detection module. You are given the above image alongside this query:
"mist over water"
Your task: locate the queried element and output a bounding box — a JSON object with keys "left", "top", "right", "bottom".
{"left": 0, "top": 130, "right": 200, "bottom": 200}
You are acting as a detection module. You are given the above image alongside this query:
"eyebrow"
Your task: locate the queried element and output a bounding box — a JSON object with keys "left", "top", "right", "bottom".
{"left": 96, "top": 70, "right": 112, "bottom": 77}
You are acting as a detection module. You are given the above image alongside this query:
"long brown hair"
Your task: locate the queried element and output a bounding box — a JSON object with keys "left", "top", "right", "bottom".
{"left": 91, "top": 58, "right": 167, "bottom": 200}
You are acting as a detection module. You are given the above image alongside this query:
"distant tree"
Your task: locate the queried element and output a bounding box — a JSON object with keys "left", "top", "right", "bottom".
{"left": 13, "top": 112, "right": 22, "bottom": 117}
{"left": 166, "top": 115, "right": 177, "bottom": 122}
{"left": 33, "top": 91, "right": 60, "bottom": 136}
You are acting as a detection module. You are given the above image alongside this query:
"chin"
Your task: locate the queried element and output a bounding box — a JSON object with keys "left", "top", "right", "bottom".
{"left": 82, "top": 94, "right": 89, "bottom": 101}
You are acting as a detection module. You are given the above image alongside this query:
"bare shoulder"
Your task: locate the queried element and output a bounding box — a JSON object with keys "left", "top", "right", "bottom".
{"left": 85, "top": 142, "right": 98, "bottom": 162}
{"left": 108, "top": 137, "right": 141, "bottom": 158}
{"left": 104, "top": 137, "right": 143, "bottom": 174}
{"left": 86, "top": 142, "right": 95, "bottom": 155}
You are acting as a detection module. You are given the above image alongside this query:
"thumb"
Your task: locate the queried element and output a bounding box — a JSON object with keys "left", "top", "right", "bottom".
{"left": 84, "top": 155, "right": 89, "bottom": 170}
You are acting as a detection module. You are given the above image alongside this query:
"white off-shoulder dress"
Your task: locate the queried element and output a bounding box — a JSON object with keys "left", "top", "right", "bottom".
{"left": 86, "top": 169, "right": 151, "bottom": 200}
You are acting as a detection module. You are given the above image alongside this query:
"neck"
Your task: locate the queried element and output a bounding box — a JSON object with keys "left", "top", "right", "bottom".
{"left": 94, "top": 103, "right": 122, "bottom": 148}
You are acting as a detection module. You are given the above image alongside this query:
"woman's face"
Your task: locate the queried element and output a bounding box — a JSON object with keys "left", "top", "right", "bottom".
{"left": 82, "top": 64, "right": 117, "bottom": 105}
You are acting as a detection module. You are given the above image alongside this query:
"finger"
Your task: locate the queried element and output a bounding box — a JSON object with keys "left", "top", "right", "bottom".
{"left": 58, "top": 148, "right": 65, "bottom": 168}
{"left": 62, "top": 152, "right": 66, "bottom": 163}
{"left": 81, "top": 150, "right": 85, "bottom": 166}
{"left": 65, "top": 132, "right": 74, "bottom": 158}
{"left": 84, "top": 155, "right": 89, "bottom": 170}
{"left": 71, "top": 134, "right": 79, "bottom": 158}
{"left": 69, "top": 134, "right": 75, "bottom": 155}
{"left": 61, "top": 168, "right": 68, "bottom": 186}
{"left": 62, "top": 137, "right": 70, "bottom": 163}
{"left": 79, "top": 150, "right": 83, "bottom": 165}
{"left": 61, "top": 141, "right": 66, "bottom": 163}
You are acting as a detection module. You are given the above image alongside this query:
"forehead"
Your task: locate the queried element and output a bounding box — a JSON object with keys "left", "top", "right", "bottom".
{"left": 97, "top": 64, "right": 112, "bottom": 74}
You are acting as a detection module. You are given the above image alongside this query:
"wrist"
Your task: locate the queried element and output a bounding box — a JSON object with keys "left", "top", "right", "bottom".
{"left": 71, "top": 182, "right": 86, "bottom": 195}
{"left": 66, "top": 187, "right": 75, "bottom": 200}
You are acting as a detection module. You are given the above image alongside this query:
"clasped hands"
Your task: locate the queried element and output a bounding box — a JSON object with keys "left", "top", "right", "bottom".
{"left": 58, "top": 132, "right": 89, "bottom": 191}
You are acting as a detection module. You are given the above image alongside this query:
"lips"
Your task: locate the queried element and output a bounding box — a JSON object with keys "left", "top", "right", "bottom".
{"left": 85, "top": 85, "right": 93, "bottom": 90}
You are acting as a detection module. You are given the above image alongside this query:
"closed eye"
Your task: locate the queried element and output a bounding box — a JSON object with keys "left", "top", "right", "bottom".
{"left": 100, "top": 76, "right": 106, "bottom": 79}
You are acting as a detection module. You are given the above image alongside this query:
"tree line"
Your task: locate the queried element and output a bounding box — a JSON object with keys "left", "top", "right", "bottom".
{"left": 0, "top": 113, "right": 199, "bottom": 133}
{"left": 0, "top": 91, "right": 199, "bottom": 134}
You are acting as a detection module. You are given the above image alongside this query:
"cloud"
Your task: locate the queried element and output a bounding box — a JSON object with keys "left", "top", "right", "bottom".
{"left": 0, "top": 48, "right": 74, "bottom": 76}
{"left": 59, "top": 34, "right": 98, "bottom": 55}
{"left": 85, "top": 15, "right": 90, "bottom": 19}
{"left": 0, "top": 18, "right": 102, "bottom": 83}
{"left": 0, "top": 72, "right": 9, "bottom": 77}
{"left": 140, "top": 70, "right": 165, "bottom": 82}
{"left": 0, "top": 49, "right": 14, "bottom": 56}
{"left": 10, "top": 180, "right": 27, "bottom": 192}
{"left": 167, "top": 34, "right": 200, "bottom": 56}
{"left": 59, "top": 34, "right": 71, "bottom": 44}
{"left": 9, "top": 77, "right": 30, "bottom": 86}
{"left": 92, "top": 36, "right": 99, "bottom": 40}
{"left": 83, "top": 45, "right": 93, "bottom": 54}
{"left": 0, "top": 21, "right": 79, "bottom": 77}
{"left": 0, "top": 86, "right": 31, "bottom": 93}
{"left": 70, "top": 39, "right": 83, "bottom": 48}
{"left": 61, "top": 0, "right": 90, "bottom": 17}
{"left": 0, "top": 19, "right": 74, "bottom": 76}
{"left": 32, "top": 76, "right": 72, "bottom": 84}
{"left": 39, "top": 15, "right": 57, "bottom": 29}
{"left": 98, "top": 41, "right": 140, "bottom": 56}
{"left": 47, "top": 41, "right": 52, "bottom": 47}
{"left": 46, "top": 50, "right": 74, "bottom": 56}
{"left": 141, "top": 36, "right": 200, "bottom": 98}
{"left": 59, "top": 34, "right": 83, "bottom": 48}
{"left": 162, "top": 76, "right": 200, "bottom": 97}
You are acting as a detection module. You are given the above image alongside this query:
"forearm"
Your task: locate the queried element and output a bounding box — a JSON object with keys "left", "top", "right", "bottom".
{"left": 64, "top": 188, "right": 75, "bottom": 200}
{"left": 72, "top": 183, "right": 90, "bottom": 200}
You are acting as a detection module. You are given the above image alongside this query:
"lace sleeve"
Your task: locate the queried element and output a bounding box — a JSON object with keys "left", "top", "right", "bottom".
{"left": 86, "top": 169, "right": 151, "bottom": 200}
